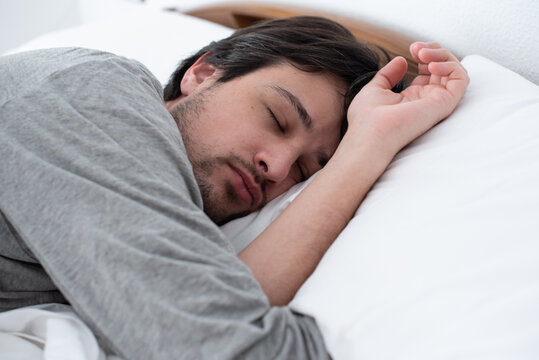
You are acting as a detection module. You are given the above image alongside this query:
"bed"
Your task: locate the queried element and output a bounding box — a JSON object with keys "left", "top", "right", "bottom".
{"left": 1, "top": 1, "right": 538, "bottom": 359}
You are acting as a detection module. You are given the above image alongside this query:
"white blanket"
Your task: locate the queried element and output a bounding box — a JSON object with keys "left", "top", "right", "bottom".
{"left": 0, "top": 304, "right": 119, "bottom": 360}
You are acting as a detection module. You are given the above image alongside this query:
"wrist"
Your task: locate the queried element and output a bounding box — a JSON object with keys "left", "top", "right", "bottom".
{"left": 332, "top": 128, "right": 396, "bottom": 174}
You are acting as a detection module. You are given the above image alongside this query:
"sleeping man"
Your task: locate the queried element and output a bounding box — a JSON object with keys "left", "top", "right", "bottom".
{"left": 0, "top": 17, "right": 468, "bottom": 359}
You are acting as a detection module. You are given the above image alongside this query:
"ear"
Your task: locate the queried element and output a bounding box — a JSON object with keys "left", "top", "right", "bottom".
{"left": 180, "top": 52, "right": 218, "bottom": 96}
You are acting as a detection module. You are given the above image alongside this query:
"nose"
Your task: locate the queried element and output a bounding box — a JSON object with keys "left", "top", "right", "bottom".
{"left": 254, "top": 146, "right": 298, "bottom": 184}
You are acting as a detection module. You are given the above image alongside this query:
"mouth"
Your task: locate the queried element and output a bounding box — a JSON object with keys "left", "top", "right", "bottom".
{"left": 229, "top": 163, "right": 262, "bottom": 207}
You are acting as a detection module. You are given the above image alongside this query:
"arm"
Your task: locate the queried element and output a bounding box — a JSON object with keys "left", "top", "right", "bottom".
{"left": 239, "top": 42, "right": 470, "bottom": 306}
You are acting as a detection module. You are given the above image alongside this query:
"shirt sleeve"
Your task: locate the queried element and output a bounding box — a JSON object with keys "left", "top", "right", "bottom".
{"left": 0, "top": 48, "right": 329, "bottom": 359}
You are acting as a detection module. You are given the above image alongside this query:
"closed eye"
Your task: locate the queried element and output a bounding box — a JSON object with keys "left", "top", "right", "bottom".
{"left": 267, "top": 107, "right": 284, "bottom": 133}
{"left": 266, "top": 107, "right": 306, "bottom": 182}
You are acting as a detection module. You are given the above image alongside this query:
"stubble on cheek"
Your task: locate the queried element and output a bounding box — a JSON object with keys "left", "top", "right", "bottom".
{"left": 168, "top": 87, "right": 265, "bottom": 225}
{"left": 191, "top": 156, "right": 256, "bottom": 225}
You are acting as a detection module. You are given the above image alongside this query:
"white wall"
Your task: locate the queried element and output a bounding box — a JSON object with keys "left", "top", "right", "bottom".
{"left": 0, "top": 0, "right": 82, "bottom": 54}
{"left": 0, "top": 0, "right": 143, "bottom": 54}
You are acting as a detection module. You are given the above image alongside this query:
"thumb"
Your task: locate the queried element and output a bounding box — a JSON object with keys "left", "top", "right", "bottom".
{"left": 367, "top": 56, "right": 408, "bottom": 90}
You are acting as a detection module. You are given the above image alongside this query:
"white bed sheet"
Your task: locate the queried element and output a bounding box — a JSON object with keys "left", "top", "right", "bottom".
{"left": 0, "top": 304, "right": 120, "bottom": 360}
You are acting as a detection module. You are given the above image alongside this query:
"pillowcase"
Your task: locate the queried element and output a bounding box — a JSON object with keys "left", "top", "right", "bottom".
{"left": 4, "top": 7, "right": 233, "bottom": 84}
{"left": 222, "top": 55, "right": 539, "bottom": 359}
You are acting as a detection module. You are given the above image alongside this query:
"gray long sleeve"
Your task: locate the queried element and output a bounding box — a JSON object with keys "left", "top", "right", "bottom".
{"left": 0, "top": 48, "right": 329, "bottom": 359}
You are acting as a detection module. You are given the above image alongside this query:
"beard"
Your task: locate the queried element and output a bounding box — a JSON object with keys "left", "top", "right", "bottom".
{"left": 168, "top": 87, "right": 267, "bottom": 225}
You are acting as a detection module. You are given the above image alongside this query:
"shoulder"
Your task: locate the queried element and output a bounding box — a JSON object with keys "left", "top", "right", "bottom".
{"left": 1, "top": 47, "right": 206, "bottom": 223}
{"left": 49, "top": 48, "right": 163, "bottom": 97}
{"left": 1, "top": 47, "right": 163, "bottom": 106}
{"left": 4, "top": 47, "right": 152, "bottom": 75}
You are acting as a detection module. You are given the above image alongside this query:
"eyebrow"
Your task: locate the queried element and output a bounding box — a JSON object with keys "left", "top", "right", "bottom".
{"left": 269, "top": 84, "right": 313, "bottom": 132}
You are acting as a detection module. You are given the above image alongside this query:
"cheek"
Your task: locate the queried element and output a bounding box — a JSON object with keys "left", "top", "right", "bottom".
{"left": 199, "top": 106, "right": 267, "bottom": 142}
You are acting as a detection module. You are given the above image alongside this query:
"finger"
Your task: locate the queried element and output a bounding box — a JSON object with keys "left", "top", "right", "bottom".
{"left": 415, "top": 62, "right": 441, "bottom": 84}
{"left": 409, "top": 42, "right": 442, "bottom": 63}
{"left": 367, "top": 56, "right": 408, "bottom": 90}
{"left": 422, "top": 42, "right": 442, "bottom": 49}
{"left": 428, "top": 61, "right": 470, "bottom": 94}
{"left": 410, "top": 42, "right": 423, "bottom": 63}
{"left": 418, "top": 47, "right": 459, "bottom": 64}
{"left": 428, "top": 61, "right": 467, "bottom": 78}
{"left": 410, "top": 43, "right": 461, "bottom": 85}
{"left": 417, "top": 64, "right": 442, "bottom": 86}
{"left": 418, "top": 63, "right": 430, "bottom": 76}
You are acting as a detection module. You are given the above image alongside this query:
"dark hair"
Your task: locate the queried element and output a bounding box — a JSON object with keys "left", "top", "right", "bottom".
{"left": 164, "top": 16, "right": 400, "bottom": 132}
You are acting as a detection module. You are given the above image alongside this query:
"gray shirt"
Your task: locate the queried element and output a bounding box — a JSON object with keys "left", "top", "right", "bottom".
{"left": 0, "top": 48, "right": 328, "bottom": 359}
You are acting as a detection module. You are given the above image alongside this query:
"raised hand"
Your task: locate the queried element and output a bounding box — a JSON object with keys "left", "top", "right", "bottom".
{"left": 345, "top": 42, "right": 469, "bottom": 159}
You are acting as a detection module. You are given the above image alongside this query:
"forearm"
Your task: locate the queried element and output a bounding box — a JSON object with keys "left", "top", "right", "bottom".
{"left": 238, "top": 137, "right": 392, "bottom": 306}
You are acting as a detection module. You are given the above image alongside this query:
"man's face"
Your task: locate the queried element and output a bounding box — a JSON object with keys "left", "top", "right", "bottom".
{"left": 167, "top": 62, "right": 345, "bottom": 225}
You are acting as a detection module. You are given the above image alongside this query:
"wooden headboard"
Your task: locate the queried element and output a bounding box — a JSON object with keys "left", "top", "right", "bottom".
{"left": 180, "top": 2, "right": 418, "bottom": 79}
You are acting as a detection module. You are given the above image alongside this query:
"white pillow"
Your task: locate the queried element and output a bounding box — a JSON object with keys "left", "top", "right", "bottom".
{"left": 4, "top": 7, "right": 233, "bottom": 84}
{"left": 223, "top": 55, "right": 539, "bottom": 359}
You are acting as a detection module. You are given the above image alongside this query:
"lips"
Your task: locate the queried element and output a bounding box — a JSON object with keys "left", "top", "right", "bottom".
{"left": 229, "top": 164, "right": 262, "bottom": 207}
